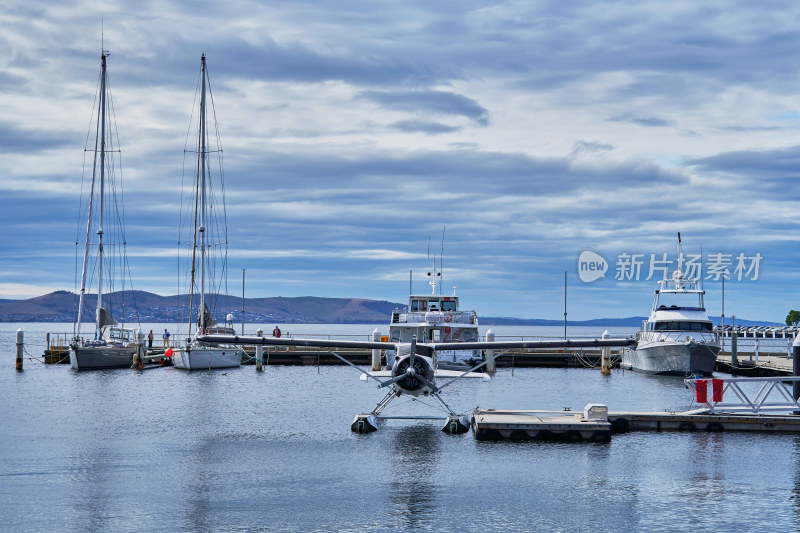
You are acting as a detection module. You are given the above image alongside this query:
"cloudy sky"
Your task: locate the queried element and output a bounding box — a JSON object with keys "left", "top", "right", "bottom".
{"left": 2, "top": 0, "right": 799, "bottom": 322}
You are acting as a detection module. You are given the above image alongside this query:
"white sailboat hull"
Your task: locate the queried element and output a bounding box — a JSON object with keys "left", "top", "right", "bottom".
{"left": 70, "top": 345, "right": 135, "bottom": 370}
{"left": 173, "top": 345, "right": 241, "bottom": 370}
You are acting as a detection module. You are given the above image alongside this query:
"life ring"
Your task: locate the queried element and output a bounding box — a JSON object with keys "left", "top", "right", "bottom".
{"left": 445, "top": 314, "right": 453, "bottom": 322}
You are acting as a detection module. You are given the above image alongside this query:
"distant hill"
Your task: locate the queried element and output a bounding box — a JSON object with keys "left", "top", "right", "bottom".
{"left": 0, "top": 291, "right": 402, "bottom": 324}
{"left": 0, "top": 291, "right": 783, "bottom": 326}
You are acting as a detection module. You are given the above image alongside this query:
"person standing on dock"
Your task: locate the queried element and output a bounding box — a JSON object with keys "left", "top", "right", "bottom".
{"left": 148, "top": 330, "right": 154, "bottom": 350}
{"left": 272, "top": 326, "right": 281, "bottom": 338}
{"left": 163, "top": 329, "right": 171, "bottom": 348}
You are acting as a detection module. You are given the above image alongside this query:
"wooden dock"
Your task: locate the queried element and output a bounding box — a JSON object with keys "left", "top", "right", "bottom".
{"left": 716, "top": 352, "right": 793, "bottom": 376}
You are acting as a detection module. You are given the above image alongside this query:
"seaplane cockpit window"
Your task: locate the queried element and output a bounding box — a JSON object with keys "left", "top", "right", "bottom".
{"left": 442, "top": 301, "right": 456, "bottom": 312}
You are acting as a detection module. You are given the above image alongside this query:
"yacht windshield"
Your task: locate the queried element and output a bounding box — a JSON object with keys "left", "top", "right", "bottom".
{"left": 656, "top": 291, "right": 703, "bottom": 310}
{"left": 651, "top": 321, "right": 713, "bottom": 331}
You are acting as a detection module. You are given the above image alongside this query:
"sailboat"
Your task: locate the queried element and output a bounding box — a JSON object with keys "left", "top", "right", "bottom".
{"left": 173, "top": 54, "right": 242, "bottom": 370}
{"left": 70, "top": 50, "right": 140, "bottom": 370}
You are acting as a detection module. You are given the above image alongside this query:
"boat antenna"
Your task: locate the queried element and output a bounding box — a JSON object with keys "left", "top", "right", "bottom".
{"left": 439, "top": 225, "right": 445, "bottom": 295}
{"left": 673, "top": 232, "right": 685, "bottom": 289}
{"left": 563, "top": 270, "right": 567, "bottom": 340}
{"left": 425, "top": 232, "right": 443, "bottom": 295}
{"left": 700, "top": 242, "right": 704, "bottom": 290}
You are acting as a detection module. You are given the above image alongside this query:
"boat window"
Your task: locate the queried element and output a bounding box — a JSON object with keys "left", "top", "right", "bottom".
{"left": 653, "top": 321, "right": 713, "bottom": 331}
{"left": 411, "top": 300, "right": 420, "bottom": 312}
{"left": 441, "top": 301, "right": 456, "bottom": 312}
{"left": 109, "top": 328, "right": 133, "bottom": 341}
{"left": 655, "top": 292, "right": 704, "bottom": 310}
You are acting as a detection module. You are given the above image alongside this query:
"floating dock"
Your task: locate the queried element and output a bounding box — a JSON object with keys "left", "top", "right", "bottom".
{"left": 715, "top": 352, "right": 793, "bottom": 376}
{"left": 472, "top": 406, "right": 800, "bottom": 442}
{"left": 473, "top": 406, "right": 613, "bottom": 442}
{"left": 607, "top": 410, "right": 800, "bottom": 433}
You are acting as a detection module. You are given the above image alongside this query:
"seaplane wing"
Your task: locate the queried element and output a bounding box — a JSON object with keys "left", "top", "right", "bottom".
{"left": 427, "top": 338, "right": 636, "bottom": 351}
{"left": 197, "top": 335, "right": 636, "bottom": 354}
{"left": 196, "top": 335, "right": 635, "bottom": 352}
{"left": 359, "top": 369, "right": 488, "bottom": 380}
{"left": 195, "top": 335, "right": 394, "bottom": 350}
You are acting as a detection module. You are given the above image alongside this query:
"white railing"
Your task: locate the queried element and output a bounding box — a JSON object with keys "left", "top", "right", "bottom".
{"left": 393, "top": 310, "right": 477, "bottom": 325}
{"left": 685, "top": 376, "right": 800, "bottom": 414}
{"left": 717, "top": 326, "right": 798, "bottom": 339}
{"left": 637, "top": 330, "right": 717, "bottom": 344}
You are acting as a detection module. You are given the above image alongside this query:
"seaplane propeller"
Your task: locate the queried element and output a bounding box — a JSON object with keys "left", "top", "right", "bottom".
{"left": 195, "top": 332, "right": 635, "bottom": 434}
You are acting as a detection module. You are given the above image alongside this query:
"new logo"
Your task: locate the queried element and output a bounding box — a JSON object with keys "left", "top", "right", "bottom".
{"left": 578, "top": 251, "right": 608, "bottom": 283}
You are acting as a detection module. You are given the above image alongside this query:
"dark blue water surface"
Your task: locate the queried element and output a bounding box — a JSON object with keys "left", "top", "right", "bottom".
{"left": 3, "top": 324, "right": 800, "bottom": 532}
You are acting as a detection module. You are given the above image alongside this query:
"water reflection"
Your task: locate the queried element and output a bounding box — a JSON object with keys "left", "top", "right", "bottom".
{"left": 388, "top": 425, "right": 440, "bottom": 527}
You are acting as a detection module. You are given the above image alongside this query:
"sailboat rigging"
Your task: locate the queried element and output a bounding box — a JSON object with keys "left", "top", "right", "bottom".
{"left": 173, "top": 54, "right": 241, "bottom": 370}
{"left": 70, "top": 49, "right": 140, "bottom": 370}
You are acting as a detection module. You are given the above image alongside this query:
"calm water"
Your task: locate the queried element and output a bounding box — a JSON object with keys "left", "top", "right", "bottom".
{"left": 3, "top": 323, "right": 800, "bottom": 532}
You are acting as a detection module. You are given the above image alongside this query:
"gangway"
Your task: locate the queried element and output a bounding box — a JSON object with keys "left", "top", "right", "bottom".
{"left": 685, "top": 376, "right": 800, "bottom": 414}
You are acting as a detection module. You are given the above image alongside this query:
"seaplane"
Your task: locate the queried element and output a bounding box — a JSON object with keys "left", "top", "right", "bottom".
{"left": 196, "top": 331, "right": 635, "bottom": 434}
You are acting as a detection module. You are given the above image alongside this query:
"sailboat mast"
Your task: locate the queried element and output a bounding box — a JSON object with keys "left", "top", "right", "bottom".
{"left": 198, "top": 54, "right": 207, "bottom": 333}
{"left": 76, "top": 51, "right": 107, "bottom": 339}
{"left": 96, "top": 51, "right": 108, "bottom": 338}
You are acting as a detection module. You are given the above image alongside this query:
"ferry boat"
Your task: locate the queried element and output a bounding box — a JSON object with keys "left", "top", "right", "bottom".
{"left": 387, "top": 292, "right": 482, "bottom": 371}
{"left": 621, "top": 243, "right": 719, "bottom": 376}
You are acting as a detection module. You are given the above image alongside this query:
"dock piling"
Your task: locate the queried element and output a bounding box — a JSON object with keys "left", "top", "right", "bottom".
{"left": 486, "top": 330, "right": 496, "bottom": 374}
{"left": 256, "top": 329, "right": 263, "bottom": 371}
{"left": 793, "top": 333, "right": 800, "bottom": 402}
{"left": 371, "top": 328, "right": 381, "bottom": 371}
{"left": 133, "top": 330, "right": 144, "bottom": 370}
{"left": 601, "top": 330, "right": 611, "bottom": 375}
{"left": 15, "top": 329, "right": 23, "bottom": 371}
